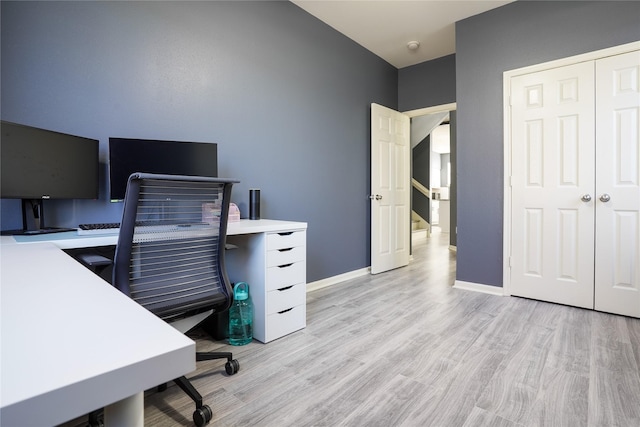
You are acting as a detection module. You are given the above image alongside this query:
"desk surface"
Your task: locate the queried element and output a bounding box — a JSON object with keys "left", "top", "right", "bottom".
{"left": 2, "top": 219, "right": 307, "bottom": 249}
{"left": 0, "top": 242, "right": 195, "bottom": 426}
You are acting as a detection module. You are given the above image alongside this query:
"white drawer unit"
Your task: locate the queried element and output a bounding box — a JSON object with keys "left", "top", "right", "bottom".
{"left": 266, "top": 246, "right": 306, "bottom": 268}
{"left": 266, "top": 230, "right": 306, "bottom": 250}
{"left": 265, "top": 305, "right": 306, "bottom": 343}
{"left": 225, "top": 223, "right": 307, "bottom": 343}
{"left": 267, "top": 283, "right": 306, "bottom": 314}
{"left": 266, "top": 262, "right": 306, "bottom": 290}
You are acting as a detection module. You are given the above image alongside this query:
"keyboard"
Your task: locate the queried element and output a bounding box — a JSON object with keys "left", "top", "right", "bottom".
{"left": 77, "top": 222, "right": 120, "bottom": 235}
{"left": 77, "top": 221, "right": 214, "bottom": 236}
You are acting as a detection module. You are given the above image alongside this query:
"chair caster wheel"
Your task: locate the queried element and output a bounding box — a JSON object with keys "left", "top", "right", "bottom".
{"left": 87, "top": 408, "right": 104, "bottom": 427}
{"left": 193, "top": 404, "right": 212, "bottom": 426}
{"left": 225, "top": 359, "right": 240, "bottom": 375}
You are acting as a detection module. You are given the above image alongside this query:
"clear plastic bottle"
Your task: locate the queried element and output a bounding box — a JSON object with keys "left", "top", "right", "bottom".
{"left": 228, "top": 282, "right": 253, "bottom": 346}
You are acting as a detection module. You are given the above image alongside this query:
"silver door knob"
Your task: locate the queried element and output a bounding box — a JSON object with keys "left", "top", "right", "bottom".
{"left": 600, "top": 194, "right": 611, "bottom": 203}
{"left": 581, "top": 194, "right": 592, "bottom": 202}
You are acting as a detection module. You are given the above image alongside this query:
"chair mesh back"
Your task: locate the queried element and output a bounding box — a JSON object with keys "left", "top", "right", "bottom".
{"left": 113, "top": 174, "right": 237, "bottom": 321}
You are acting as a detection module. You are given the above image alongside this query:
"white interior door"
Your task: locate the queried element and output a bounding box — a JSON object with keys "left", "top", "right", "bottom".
{"left": 509, "top": 62, "right": 596, "bottom": 308}
{"left": 370, "top": 103, "right": 410, "bottom": 274}
{"left": 594, "top": 50, "right": 640, "bottom": 317}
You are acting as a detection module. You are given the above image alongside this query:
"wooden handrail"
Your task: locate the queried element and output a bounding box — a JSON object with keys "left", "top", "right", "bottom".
{"left": 412, "top": 178, "right": 430, "bottom": 198}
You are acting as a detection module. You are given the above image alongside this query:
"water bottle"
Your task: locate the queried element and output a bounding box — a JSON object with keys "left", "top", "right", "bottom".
{"left": 228, "top": 282, "right": 253, "bottom": 346}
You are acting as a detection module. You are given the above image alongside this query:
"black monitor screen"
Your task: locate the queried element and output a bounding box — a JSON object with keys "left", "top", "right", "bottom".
{"left": 1, "top": 121, "right": 99, "bottom": 200}
{"left": 109, "top": 138, "right": 218, "bottom": 201}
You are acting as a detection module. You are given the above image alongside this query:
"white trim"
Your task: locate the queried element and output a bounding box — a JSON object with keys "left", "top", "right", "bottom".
{"left": 503, "top": 57, "right": 514, "bottom": 297}
{"left": 403, "top": 102, "right": 457, "bottom": 117}
{"left": 502, "top": 41, "right": 640, "bottom": 296}
{"left": 449, "top": 245, "right": 457, "bottom": 252}
{"left": 306, "top": 267, "right": 370, "bottom": 293}
{"left": 453, "top": 280, "right": 505, "bottom": 296}
{"left": 503, "top": 41, "right": 640, "bottom": 79}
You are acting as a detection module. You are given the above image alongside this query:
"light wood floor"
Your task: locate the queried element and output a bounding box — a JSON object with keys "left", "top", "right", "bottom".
{"left": 63, "top": 231, "right": 640, "bottom": 427}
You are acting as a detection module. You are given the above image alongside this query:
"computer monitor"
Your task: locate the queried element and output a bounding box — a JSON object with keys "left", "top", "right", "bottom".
{"left": 1, "top": 120, "right": 99, "bottom": 235}
{"left": 108, "top": 138, "right": 218, "bottom": 201}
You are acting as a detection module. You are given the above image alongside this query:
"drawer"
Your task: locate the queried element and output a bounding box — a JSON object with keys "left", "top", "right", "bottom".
{"left": 267, "top": 246, "right": 306, "bottom": 267}
{"left": 267, "top": 283, "right": 306, "bottom": 314}
{"left": 266, "top": 261, "right": 306, "bottom": 291}
{"left": 267, "top": 230, "right": 306, "bottom": 251}
{"left": 265, "top": 304, "right": 306, "bottom": 342}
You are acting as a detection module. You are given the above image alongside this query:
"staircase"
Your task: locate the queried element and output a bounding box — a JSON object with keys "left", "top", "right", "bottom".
{"left": 411, "top": 177, "right": 431, "bottom": 245}
{"left": 412, "top": 213, "right": 429, "bottom": 244}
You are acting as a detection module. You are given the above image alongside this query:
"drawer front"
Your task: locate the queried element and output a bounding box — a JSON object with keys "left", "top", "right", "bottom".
{"left": 266, "top": 261, "right": 306, "bottom": 291}
{"left": 267, "top": 230, "right": 306, "bottom": 251}
{"left": 267, "top": 283, "right": 306, "bottom": 314}
{"left": 265, "top": 304, "right": 306, "bottom": 342}
{"left": 267, "top": 246, "right": 306, "bottom": 267}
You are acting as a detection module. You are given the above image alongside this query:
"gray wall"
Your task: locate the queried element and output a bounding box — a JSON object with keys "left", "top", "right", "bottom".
{"left": 0, "top": 1, "right": 398, "bottom": 283}
{"left": 398, "top": 54, "right": 455, "bottom": 112}
{"left": 455, "top": 0, "right": 640, "bottom": 287}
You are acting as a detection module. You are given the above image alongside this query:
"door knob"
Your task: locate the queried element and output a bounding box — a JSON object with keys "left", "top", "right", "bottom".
{"left": 599, "top": 193, "right": 611, "bottom": 203}
{"left": 581, "top": 194, "right": 592, "bottom": 202}
{"left": 369, "top": 194, "right": 382, "bottom": 200}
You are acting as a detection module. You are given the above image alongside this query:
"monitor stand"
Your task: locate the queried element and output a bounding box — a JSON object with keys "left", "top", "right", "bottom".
{"left": 0, "top": 199, "right": 75, "bottom": 236}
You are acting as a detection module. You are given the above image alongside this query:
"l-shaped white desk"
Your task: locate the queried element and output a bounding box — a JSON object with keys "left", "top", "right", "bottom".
{"left": 0, "top": 219, "right": 306, "bottom": 426}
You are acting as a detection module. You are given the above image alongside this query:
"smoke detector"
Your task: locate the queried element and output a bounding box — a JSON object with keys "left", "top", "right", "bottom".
{"left": 407, "top": 41, "right": 420, "bottom": 51}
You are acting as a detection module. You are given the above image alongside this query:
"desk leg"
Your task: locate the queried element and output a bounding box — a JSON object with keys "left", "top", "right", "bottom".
{"left": 104, "top": 392, "right": 143, "bottom": 427}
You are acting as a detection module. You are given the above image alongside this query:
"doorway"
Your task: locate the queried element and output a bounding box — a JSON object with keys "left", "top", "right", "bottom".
{"left": 405, "top": 103, "right": 457, "bottom": 252}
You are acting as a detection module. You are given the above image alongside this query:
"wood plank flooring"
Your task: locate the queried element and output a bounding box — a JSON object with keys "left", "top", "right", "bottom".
{"left": 61, "top": 231, "right": 640, "bottom": 427}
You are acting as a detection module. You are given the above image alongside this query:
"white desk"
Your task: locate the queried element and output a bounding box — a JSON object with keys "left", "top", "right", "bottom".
{"left": 0, "top": 219, "right": 306, "bottom": 426}
{"left": 0, "top": 241, "right": 195, "bottom": 426}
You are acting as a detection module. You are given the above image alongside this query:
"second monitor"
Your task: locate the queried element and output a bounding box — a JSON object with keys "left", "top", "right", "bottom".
{"left": 108, "top": 137, "right": 218, "bottom": 201}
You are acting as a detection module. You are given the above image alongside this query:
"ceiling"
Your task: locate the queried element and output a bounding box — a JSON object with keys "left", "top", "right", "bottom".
{"left": 291, "top": 0, "right": 514, "bottom": 68}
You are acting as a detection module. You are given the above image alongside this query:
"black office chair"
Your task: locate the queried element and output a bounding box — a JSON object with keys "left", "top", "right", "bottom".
{"left": 112, "top": 172, "right": 241, "bottom": 426}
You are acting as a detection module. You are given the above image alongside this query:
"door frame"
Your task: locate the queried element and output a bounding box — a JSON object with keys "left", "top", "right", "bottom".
{"left": 405, "top": 103, "right": 457, "bottom": 250}
{"left": 502, "top": 40, "right": 640, "bottom": 296}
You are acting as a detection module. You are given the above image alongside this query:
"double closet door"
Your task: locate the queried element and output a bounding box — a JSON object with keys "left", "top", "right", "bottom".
{"left": 509, "top": 49, "right": 640, "bottom": 318}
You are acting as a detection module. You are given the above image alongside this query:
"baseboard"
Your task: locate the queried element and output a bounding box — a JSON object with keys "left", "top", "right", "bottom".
{"left": 453, "top": 280, "right": 505, "bottom": 296}
{"left": 307, "top": 267, "right": 370, "bottom": 292}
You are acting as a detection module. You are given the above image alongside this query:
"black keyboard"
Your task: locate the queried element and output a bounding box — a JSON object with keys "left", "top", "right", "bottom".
{"left": 78, "top": 220, "right": 213, "bottom": 236}
{"left": 77, "top": 222, "right": 120, "bottom": 235}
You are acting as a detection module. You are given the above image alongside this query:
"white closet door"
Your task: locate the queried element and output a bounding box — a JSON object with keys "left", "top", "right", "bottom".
{"left": 510, "top": 61, "right": 596, "bottom": 308}
{"left": 594, "top": 50, "right": 640, "bottom": 318}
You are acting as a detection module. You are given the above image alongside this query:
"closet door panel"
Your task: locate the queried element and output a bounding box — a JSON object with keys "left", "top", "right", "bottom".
{"left": 594, "top": 50, "right": 640, "bottom": 318}
{"left": 510, "top": 62, "right": 595, "bottom": 308}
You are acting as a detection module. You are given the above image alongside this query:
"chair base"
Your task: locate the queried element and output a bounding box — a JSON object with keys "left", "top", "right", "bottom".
{"left": 87, "top": 352, "right": 239, "bottom": 427}
{"left": 196, "top": 351, "right": 239, "bottom": 376}
{"left": 172, "top": 352, "right": 239, "bottom": 426}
